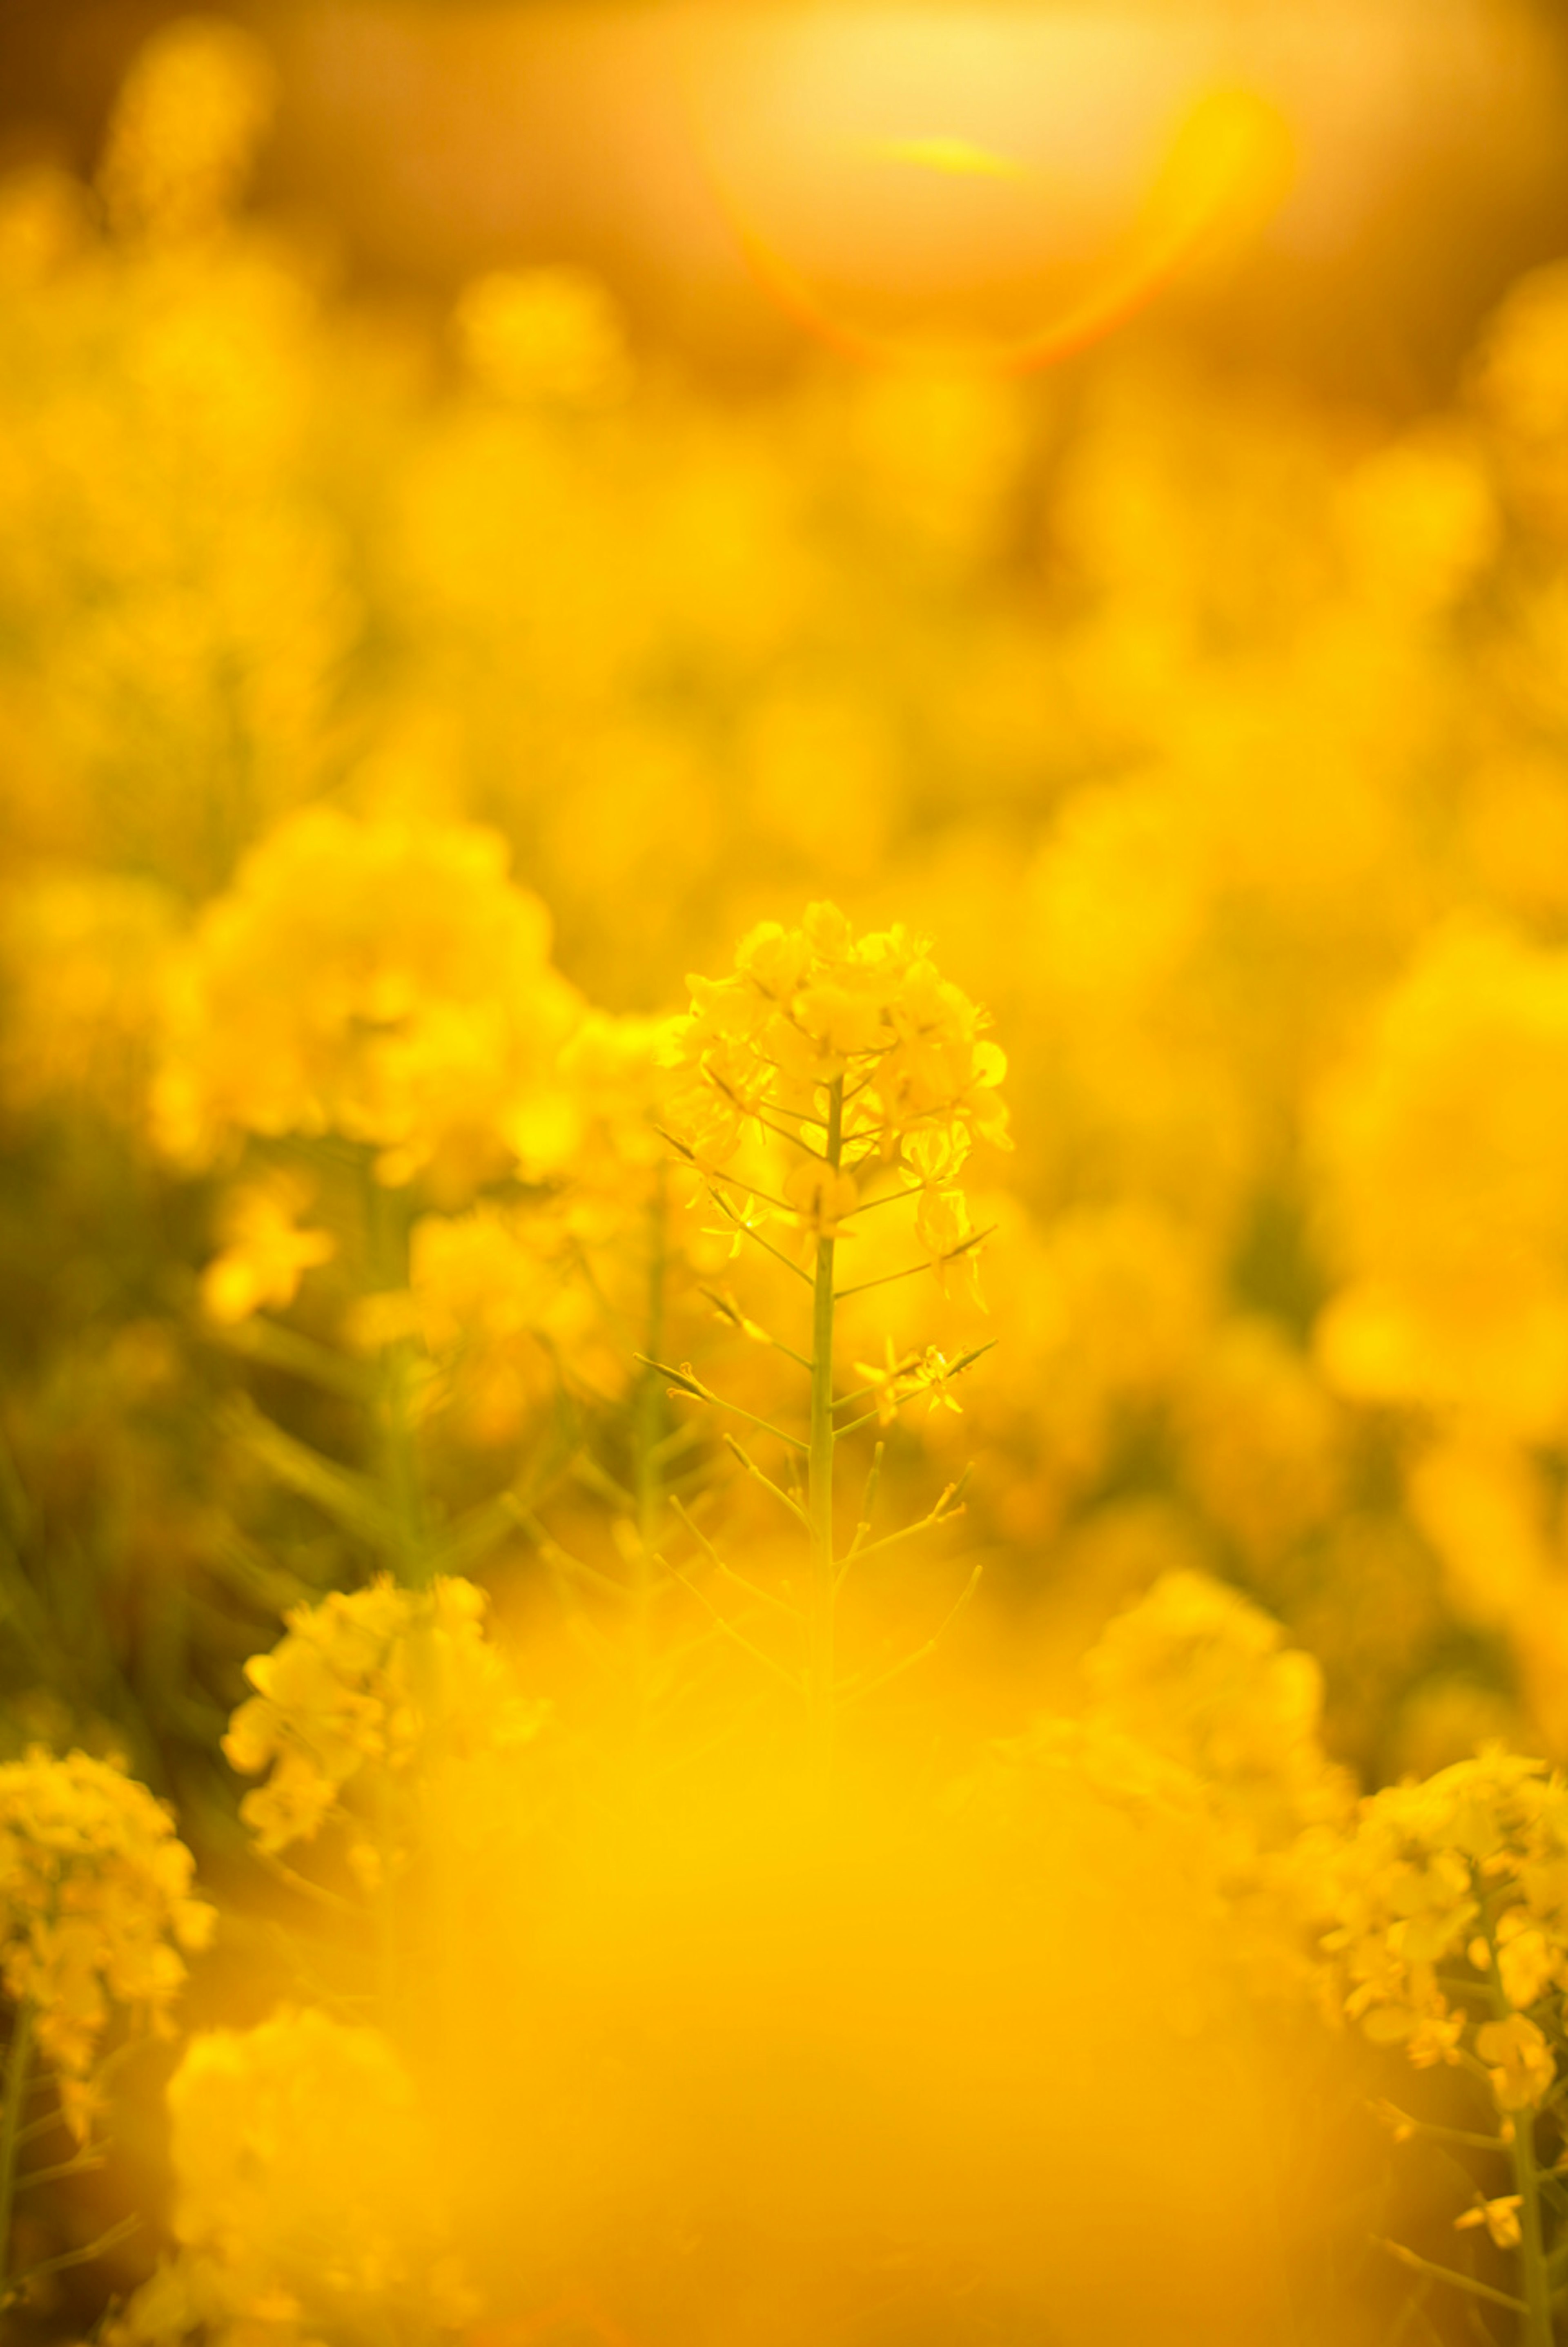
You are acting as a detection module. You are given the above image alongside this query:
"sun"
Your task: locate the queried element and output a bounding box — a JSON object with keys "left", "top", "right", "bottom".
{"left": 677, "top": 5, "right": 1292, "bottom": 368}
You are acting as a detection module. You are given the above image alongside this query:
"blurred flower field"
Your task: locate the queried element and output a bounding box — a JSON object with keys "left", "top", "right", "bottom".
{"left": 11, "top": 13, "right": 1568, "bottom": 2345}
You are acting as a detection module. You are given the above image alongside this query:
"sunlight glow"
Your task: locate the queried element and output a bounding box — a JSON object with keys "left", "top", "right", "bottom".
{"left": 679, "top": 5, "right": 1293, "bottom": 364}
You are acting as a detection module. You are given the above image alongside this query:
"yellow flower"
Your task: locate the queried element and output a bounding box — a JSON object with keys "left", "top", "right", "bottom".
{"left": 1085, "top": 1571, "right": 1350, "bottom": 1852}
{"left": 1406, "top": 2010, "right": 1468, "bottom": 2069}
{"left": 153, "top": 806, "right": 583, "bottom": 1200}
{"left": 916, "top": 1186, "right": 986, "bottom": 1304}
{"left": 1477, "top": 2012, "right": 1557, "bottom": 2111}
{"left": 0, "top": 1749, "right": 214, "bottom": 2138}
{"left": 107, "top": 2008, "right": 477, "bottom": 2343}
{"left": 915, "top": 1347, "right": 965, "bottom": 1418}
{"left": 1456, "top": 2194, "right": 1524, "bottom": 2251}
{"left": 853, "top": 1338, "right": 921, "bottom": 1430}
{"left": 455, "top": 266, "right": 630, "bottom": 408}
{"left": 223, "top": 1577, "right": 546, "bottom": 1880}
{"left": 703, "top": 1192, "right": 773, "bottom": 1260}
{"left": 665, "top": 901, "right": 1008, "bottom": 1289}
{"left": 199, "top": 1169, "right": 335, "bottom": 1325}
{"left": 1497, "top": 1911, "right": 1561, "bottom": 2009}
{"left": 0, "top": 866, "right": 180, "bottom": 1119}
{"left": 1315, "top": 919, "right": 1568, "bottom": 1438}
{"left": 97, "top": 16, "right": 277, "bottom": 245}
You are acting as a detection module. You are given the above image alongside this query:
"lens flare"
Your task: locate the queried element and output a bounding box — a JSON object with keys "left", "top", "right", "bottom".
{"left": 678, "top": 4, "right": 1293, "bottom": 366}
{"left": 722, "top": 85, "right": 1292, "bottom": 369}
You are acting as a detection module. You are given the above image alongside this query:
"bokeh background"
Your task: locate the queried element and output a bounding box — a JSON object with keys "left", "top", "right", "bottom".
{"left": 8, "top": 4, "right": 1568, "bottom": 2343}
{"left": 5, "top": 0, "right": 1568, "bottom": 396}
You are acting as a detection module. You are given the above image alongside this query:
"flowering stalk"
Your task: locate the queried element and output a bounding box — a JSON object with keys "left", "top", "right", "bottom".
{"left": 223, "top": 1576, "right": 547, "bottom": 2024}
{"left": 658, "top": 903, "right": 1009, "bottom": 1782}
{"left": 1505, "top": 2108, "right": 1553, "bottom": 2347}
{"left": 1323, "top": 1754, "right": 1568, "bottom": 2347}
{"left": 0, "top": 1751, "right": 213, "bottom": 2313}
{"left": 631, "top": 1175, "right": 669, "bottom": 1709}
{"left": 0, "top": 1999, "right": 34, "bottom": 2307}
{"left": 806, "top": 1077, "right": 844, "bottom": 1775}
{"left": 1484, "top": 1923, "right": 1555, "bottom": 2347}
{"left": 365, "top": 1167, "right": 429, "bottom": 1588}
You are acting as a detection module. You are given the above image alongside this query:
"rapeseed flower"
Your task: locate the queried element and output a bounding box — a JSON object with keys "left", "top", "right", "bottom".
{"left": 223, "top": 1577, "right": 545, "bottom": 1883}
{"left": 0, "top": 1749, "right": 213, "bottom": 2139}
{"left": 664, "top": 899, "right": 1008, "bottom": 1272}
{"left": 106, "top": 2007, "right": 475, "bottom": 2345}
{"left": 152, "top": 807, "right": 583, "bottom": 1196}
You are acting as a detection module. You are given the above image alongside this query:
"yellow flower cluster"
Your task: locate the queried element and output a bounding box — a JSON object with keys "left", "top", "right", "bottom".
{"left": 152, "top": 807, "right": 583, "bottom": 1196}
{"left": 1320, "top": 1749, "right": 1568, "bottom": 2103}
{"left": 223, "top": 1577, "right": 546, "bottom": 1885}
{"left": 991, "top": 1573, "right": 1353, "bottom": 2010}
{"left": 107, "top": 2007, "right": 475, "bottom": 2345}
{"left": 0, "top": 867, "right": 178, "bottom": 1119}
{"left": 1316, "top": 919, "right": 1568, "bottom": 1437}
{"left": 663, "top": 899, "right": 1009, "bottom": 1280}
{"left": 0, "top": 1749, "right": 214, "bottom": 2137}
{"left": 1083, "top": 1568, "right": 1356, "bottom": 1858}
{"left": 96, "top": 16, "right": 277, "bottom": 248}
{"left": 455, "top": 265, "right": 632, "bottom": 408}
{"left": 199, "top": 1169, "right": 336, "bottom": 1326}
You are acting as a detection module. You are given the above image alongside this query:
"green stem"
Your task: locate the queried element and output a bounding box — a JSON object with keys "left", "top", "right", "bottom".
{"left": 633, "top": 1172, "right": 668, "bottom": 1707}
{"left": 365, "top": 1171, "right": 428, "bottom": 1586}
{"left": 1482, "top": 1926, "right": 1555, "bottom": 2347}
{"left": 806, "top": 1078, "right": 844, "bottom": 1782}
{"left": 1509, "top": 2105, "right": 1554, "bottom": 2347}
{"left": 376, "top": 1801, "right": 401, "bottom": 2030}
{"left": 0, "top": 2001, "right": 36, "bottom": 2306}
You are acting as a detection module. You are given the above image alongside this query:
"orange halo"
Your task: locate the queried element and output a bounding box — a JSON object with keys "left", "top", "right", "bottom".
{"left": 710, "top": 88, "right": 1293, "bottom": 373}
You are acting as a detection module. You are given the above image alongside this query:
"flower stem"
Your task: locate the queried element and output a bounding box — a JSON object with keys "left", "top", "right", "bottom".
{"left": 1508, "top": 2104, "right": 1554, "bottom": 2347}
{"left": 1482, "top": 1927, "right": 1555, "bottom": 2347}
{"left": 632, "top": 1173, "right": 668, "bottom": 1716}
{"left": 806, "top": 1078, "right": 844, "bottom": 1782}
{"left": 365, "top": 1169, "right": 428, "bottom": 1586}
{"left": 0, "top": 2000, "right": 36, "bottom": 2307}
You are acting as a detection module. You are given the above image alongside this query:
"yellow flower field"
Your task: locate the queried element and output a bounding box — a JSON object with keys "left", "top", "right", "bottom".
{"left": 5, "top": 8, "right": 1568, "bottom": 2342}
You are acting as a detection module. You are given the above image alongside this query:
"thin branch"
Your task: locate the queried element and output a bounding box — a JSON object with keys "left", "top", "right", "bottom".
{"left": 11, "top": 2211, "right": 142, "bottom": 2291}
{"left": 256, "top": 1851, "right": 361, "bottom": 1916}
{"left": 226, "top": 1401, "right": 399, "bottom": 1553}
{"left": 834, "top": 1225, "right": 996, "bottom": 1303}
{"left": 671, "top": 1496, "right": 804, "bottom": 1618}
{"left": 833, "top": 1352, "right": 922, "bottom": 1413}
{"left": 691, "top": 1162, "right": 800, "bottom": 1216}
{"left": 570, "top": 1452, "right": 636, "bottom": 1512}
{"left": 1386, "top": 2277, "right": 1442, "bottom": 2347}
{"left": 655, "top": 1123, "right": 812, "bottom": 1208}
{"left": 655, "top": 1554, "right": 806, "bottom": 1694}
{"left": 206, "top": 1315, "right": 374, "bottom": 1401}
{"left": 1373, "top": 2238, "right": 1526, "bottom": 2316}
{"left": 708, "top": 1073, "right": 825, "bottom": 1160}
{"left": 506, "top": 1505, "right": 635, "bottom": 1604}
{"left": 722, "top": 1434, "right": 811, "bottom": 1528}
{"left": 837, "top": 1564, "right": 983, "bottom": 1705}
{"left": 649, "top": 1419, "right": 707, "bottom": 1468}
{"left": 16, "top": 2147, "right": 107, "bottom": 2190}
{"left": 560, "top": 1606, "right": 628, "bottom": 1673}
{"left": 1371, "top": 2103, "right": 1515, "bottom": 2156}
{"left": 634, "top": 1359, "right": 809, "bottom": 1452}
{"left": 842, "top": 1182, "right": 923, "bottom": 1219}
{"left": 844, "top": 1441, "right": 886, "bottom": 1572}
{"left": 12, "top": 2108, "right": 66, "bottom": 2151}
{"left": 564, "top": 1232, "right": 635, "bottom": 1351}
{"left": 842, "top": 1475, "right": 970, "bottom": 1566}
{"left": 699, "top": 1288, "right": 814, "bottom": 1373}
{"left": 702, "top": 1187, "right": 815, "bottom": 1289}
